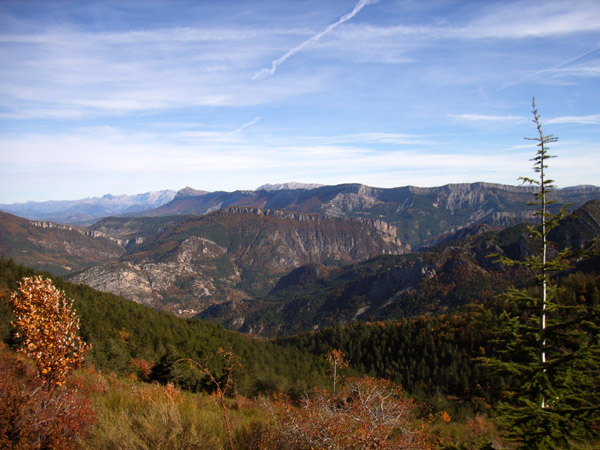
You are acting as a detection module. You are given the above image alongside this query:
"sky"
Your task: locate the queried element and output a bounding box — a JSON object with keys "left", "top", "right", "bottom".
{"left": 1, "top": 0, "right": 599, "bottom": 204}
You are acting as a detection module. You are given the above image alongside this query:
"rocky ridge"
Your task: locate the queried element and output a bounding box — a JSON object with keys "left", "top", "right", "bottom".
{"left": 69, "top": 208, "right": 408, "bottom": 314}
{"left": 137, "top": 183, "right": 600, "bottom": 249}
{"left": 0, "top": 212, "right": 125, "bottom": 275}
{"left": 199, "top": 199, "right": 600, "bottom": 336}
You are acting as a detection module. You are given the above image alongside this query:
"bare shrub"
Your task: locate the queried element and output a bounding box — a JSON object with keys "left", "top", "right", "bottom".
{"left": 262, "top": 376, "right": 432, "bottom": 450}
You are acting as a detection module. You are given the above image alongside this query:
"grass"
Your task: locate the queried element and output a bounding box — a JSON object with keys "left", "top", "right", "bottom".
{"left": 79, "top": 370, "right": 270, "bottom": 450}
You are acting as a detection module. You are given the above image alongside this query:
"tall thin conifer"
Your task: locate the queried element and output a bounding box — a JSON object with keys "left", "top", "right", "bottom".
{"left": 480, "top": 98, "right": 600, "bottom": 450}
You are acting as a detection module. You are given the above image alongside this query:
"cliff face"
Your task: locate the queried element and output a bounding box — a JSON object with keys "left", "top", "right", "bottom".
{"left": 70, "top": 236, "right": 238, "bottom": 314}
{"left": 139, "top": 183, "right": 600, "bottom": 248}
{"left": 199, "top": 199, "right": 600, "bottom": 336}
{"left": 69, "top": 209, "right": 408, "bottom": 314}
{"left": 3, "top": 184, "right": 599, "bottom": 322}
{"left": 0, "top": 212, "right": 125, "bottom": 275}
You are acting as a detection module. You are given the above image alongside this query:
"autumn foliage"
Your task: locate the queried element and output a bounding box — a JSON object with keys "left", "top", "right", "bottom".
{"left": 0, "top": 348, "right": 95, "bottom": 450}
{"left": 326, "top": 348, "right": 349, "bottom": 395}
{"left": 263, "top": 376, "right": 432, "bottom": 450}
{"left": 9, "top": 276, "right": 91, "bottom": 391}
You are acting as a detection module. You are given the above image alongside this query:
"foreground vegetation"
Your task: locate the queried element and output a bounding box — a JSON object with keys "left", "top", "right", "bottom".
{"left": 2, "top": 259, "right": 598, "bottom": 449}
{"left": 2, "top": 344, "right": 508, "bottom": 450}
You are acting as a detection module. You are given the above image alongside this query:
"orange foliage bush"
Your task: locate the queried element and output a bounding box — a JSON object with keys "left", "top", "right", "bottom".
{"left": 130, "top": 357, "right": 154, "bottom": 381}
{"left": 262, "top": 377, "right": 432, "bottom": 450}
{"left": 8, "top": 276, "right": 91, "bottom": 392}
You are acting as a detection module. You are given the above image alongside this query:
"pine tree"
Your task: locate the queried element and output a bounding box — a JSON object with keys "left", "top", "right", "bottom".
{"left": 481, "top": 98, "right": 600, "bottom": 450}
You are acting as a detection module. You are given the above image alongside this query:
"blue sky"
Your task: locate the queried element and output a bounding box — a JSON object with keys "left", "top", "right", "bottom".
{"left": 1, "top": 0, "right": 599, "bottom": 203}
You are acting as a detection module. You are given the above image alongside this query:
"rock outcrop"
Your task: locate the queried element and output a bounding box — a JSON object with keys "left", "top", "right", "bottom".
{"left": 69, "top": 209, "right": 408, "bottom": 314}
{"left": 138, "top": 183, "right": 600, "bottom": 248}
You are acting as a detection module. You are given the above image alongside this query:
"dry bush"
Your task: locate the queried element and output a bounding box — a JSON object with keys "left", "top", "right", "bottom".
{"left": 261, "top": 376, "right": 432, "bottom": 450}
{"left": 428, "top": 413, "right": 504, "bottom": 450}
{"left": 82, "top": 375, "right": 269, "bottom": 450}
{"left": 130, "top": 357, "right": 153, "bottom": 382}
{"left": 0, "top": 348, "right": 95, "bottom": 450}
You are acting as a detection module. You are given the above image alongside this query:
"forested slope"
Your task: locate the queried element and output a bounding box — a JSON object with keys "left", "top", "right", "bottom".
{"left": 0, "top": 258, "right": 329, "bottom": 396}
{"left": 199, "top": 200, "right": 600, "bottom": 336}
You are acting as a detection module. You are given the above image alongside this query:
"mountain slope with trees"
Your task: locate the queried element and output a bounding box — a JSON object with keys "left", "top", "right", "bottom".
{"left": 199, "top": 200, "right": 600, "bottom": 336}
{"left": 0, "top": 211, "right": 125, "bottom": 275}
{"left": 68, "top": 208, "right": 407, "bottom": 314}
{"left": 0, "top": 258, "right": 330, "bottom": 397}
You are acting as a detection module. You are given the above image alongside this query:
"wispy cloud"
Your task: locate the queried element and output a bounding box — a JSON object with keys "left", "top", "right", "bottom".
{"left": 1, "top": 1, "right": 599, "bottom": 202}
{"left": 458, "top": 1, "right": 600, "bottom": 39}
{"left": 2, "top": 124, "right": 598, "bottom": 203}
{"left": 498, "top": 45, "right": 600, "bottom": 90}
{"left": 330, "top": 1, "right": 600, "bottom": 43}
{"left": 175, "top": 117, "right": 262, "bottom": 141}
{"left": 253, "top": 0, "right": 379, "bottom": 80}
{"left": 547, "top": 115, "right": 600, "bottom": 125}
{"left": 448, "top": 114, "right": 525, "bottom": 123}
{"left": 292, "top": 132, "right": 428, "bottom": 146}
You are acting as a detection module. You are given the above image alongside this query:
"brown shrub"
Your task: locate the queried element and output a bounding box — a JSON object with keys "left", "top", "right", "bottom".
{"left": 0, "top": 349, "right": 95, "bottom": 450}
{"left": 261, "top": 376, "right": 432, "bottom": 450}
{"left": 130, "top": 357, "right": 154, "bottom": 382}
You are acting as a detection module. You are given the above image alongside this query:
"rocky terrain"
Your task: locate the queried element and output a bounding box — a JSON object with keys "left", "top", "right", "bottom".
{"left": 198, "top": 200, "right": 600, "bottom": 336}
{"left": 2, "top": 182, "right": 598, "bottom": 320}
{"left": 69, "top": 208, "right": 408, "bottom": 314}
{"left": 0, "top": 212, "right": 125, "bottom": 275}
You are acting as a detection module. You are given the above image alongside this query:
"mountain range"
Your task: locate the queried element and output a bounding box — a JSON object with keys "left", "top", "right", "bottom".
{"left": 131, "top": 182, "right": 600, "bottom": 249}
{"left": 0, "top": 182, "right": 598, "bottom": 330}
{"left": 0, "top": 189, "right": 176, "bottom": 225}
{"left": 69, "top": 207, "right": 406, "bottom": 314}
{"left": 198, "top": 199, "right": 600, "bottom": 336}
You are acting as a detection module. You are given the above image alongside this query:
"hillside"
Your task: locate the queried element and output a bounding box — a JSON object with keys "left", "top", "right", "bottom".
{"left": 5, "top": 257, "right": 597, "bottom": 409}
{"left": 0, "top": 258, "right": 329, "bottom": 396}
{"left": 69, "top": 208, "right": 407, "bottom": 314}
{"left": 199, "top": 200, "right": 600, "bottom": 336}
{"left": 137, "top": 182, "right": 600, "bottom": 249}
{"left": 0, "top": 211, "right": 125, "bottom": 275}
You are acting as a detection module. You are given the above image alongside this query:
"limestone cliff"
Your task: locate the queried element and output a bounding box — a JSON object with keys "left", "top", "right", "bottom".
{"left": 69, "top": 209, "right": 408, "bottom": 314}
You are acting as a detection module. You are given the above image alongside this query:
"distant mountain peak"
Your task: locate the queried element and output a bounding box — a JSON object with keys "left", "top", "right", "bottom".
{"left": 256, "top": 182, "right": 324, "bottom": 191}
{"left": 175, "top": 187, "right": 210, "bottom": 198}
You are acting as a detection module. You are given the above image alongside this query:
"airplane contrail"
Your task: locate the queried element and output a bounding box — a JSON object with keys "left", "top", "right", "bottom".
{"left": 233, "top": 117, "right": 261, "bottom": 133}
{"left": 253, "top": 0, "right": 379, "bottom": 80}
{"left": 497, "top": 44, "right": 600, "bottom": 91}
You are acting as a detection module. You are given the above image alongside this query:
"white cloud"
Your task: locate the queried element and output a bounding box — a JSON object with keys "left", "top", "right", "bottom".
{"left": 2, "top": 124, "right": 598, "bottom": 204}
{"left": 331, "top": 1, "right": 600, "bottom": 43}
{"left": 448, "top": 114, "right": 526, "bottom": 123}
{"left": 233, "top": 117, "right": 261, "bottom": 134}
{"left": 0, "top": 21, "right": 327, "bottom": 119}
{"left": 461, "top": 5, "right": 600, "bottom": 39}
{"left": 0, "top": 1, "right": 598, "bottom": 203}
{"left": 547, "top": 115, "right": 600, "bottom": 125}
